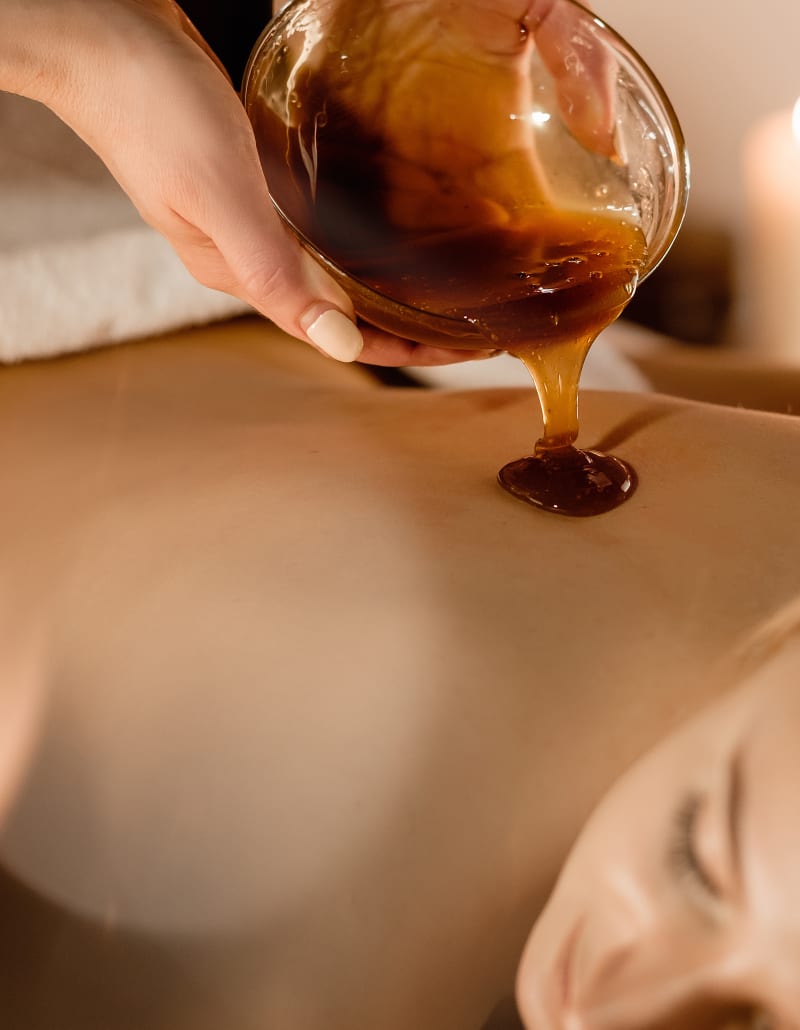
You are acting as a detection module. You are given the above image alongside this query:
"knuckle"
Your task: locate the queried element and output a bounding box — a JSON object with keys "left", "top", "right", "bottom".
{"left": 239, "top": 257, "right": 290, "bottom": 308}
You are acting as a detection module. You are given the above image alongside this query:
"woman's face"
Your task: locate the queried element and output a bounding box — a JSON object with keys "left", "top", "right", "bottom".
{"left": 517, "top": 639, "right": 800, "bottom": 1030}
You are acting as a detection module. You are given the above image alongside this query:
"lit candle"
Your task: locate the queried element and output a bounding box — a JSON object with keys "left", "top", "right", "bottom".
{"left": 741, "top": 99, "right": 800, "bottom": 359}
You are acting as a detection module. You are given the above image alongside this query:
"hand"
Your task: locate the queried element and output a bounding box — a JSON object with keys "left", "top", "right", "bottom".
{"left": 0, "top": 1, "right": 611, "bottom": 367}
{"left": 529, "top": 0, "right": 616, "bottom": 157}
{"left": 0, "top": 0, "right": 485, "bottom": 366}
{"left": 302, "top": 0, "right": 615, "bottom": 232}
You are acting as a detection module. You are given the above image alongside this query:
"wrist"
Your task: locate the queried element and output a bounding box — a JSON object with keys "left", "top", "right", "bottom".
{"left": 0, "top": 0, "right": 120, "bottom": 112}
{"left": 0, "top": 0, "right": 67, "bottom": 100}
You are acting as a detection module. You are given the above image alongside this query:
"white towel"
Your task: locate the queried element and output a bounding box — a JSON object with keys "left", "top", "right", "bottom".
{"left": 412, "top": 320, "right": 654, "bottom": 392}
{"left": 0, "top": 93, "right": 248, "bottom": 363}
{"left": 0, "top": 91, "right": 655, "bottom": 392}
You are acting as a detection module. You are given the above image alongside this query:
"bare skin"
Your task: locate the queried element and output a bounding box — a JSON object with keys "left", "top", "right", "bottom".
{"left": 1, "top": 320, "right": 800, "bottom": 1029}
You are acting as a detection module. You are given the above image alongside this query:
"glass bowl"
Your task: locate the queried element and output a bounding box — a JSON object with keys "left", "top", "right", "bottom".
{"left": 242, "top": 0, "right": 689, "bottom": 516}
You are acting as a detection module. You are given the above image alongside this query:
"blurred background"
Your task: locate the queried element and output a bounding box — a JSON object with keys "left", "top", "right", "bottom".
{"left": 597, "top": 0, "right": 800, "bottom": 350}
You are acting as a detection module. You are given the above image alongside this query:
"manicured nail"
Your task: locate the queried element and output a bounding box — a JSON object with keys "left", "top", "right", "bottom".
{"left": 305, "top": 309, "right": 364, "bottom": 363}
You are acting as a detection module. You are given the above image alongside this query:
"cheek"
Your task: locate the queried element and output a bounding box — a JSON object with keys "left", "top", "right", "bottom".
{"left": 518, "top": 766, "right": 668, "bottom": 968}
{"left": 515, "top": 799, "right": 626, "bottom": 1005}
{"left": 556, "top": 778, "right": 657, "bottom": 890}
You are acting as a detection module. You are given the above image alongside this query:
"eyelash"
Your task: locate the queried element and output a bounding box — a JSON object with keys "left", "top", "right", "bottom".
{"left": 667, "top": 792, "right": 720, "bottom": 899}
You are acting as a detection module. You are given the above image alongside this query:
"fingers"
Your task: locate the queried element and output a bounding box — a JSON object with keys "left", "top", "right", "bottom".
{"left": 456, "top": 0, "right": 538, "bottom": 58}
{"left": 452, "top": 0, "right": 618, "bottom": 156}
{"left": 90, "top": 2, "right": 374, "bottom": 364}
{"left": 357, "top": 327, "right": 500, "bottom": 368}
{"left": 158, "top": 21, "right": 489, "bottom": 368}
{"left": 527, "top": 0, "right": 618, "bottom": 157}
{"left": 12, "top": 0, "right": 520, "bottom": 369}
{"left": 208, "top": 197, "right": 495, "bottom": 366}
{"left": 189, "top": 142, "right": 366, "bottom": 362}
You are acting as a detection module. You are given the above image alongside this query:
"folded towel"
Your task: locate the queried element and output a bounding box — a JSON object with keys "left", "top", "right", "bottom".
{"left": 0, "top": 91, "right": 654, "bottom": 393}
{"left": 411, "top": 320, "right": 653, "bottom": 392}
{"left": 0, "top": 93, "right": 248, "bottom": 363}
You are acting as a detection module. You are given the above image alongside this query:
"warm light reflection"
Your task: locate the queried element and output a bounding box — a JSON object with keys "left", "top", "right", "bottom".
{"left": 793, "top": 97, "right": 800, "bottom": 143}
{"left": 509, "top": 111, "right": 552, "bottom": 127}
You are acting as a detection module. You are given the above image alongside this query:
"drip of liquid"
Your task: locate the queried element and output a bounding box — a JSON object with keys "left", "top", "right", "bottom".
{"left": 498, "top": 444, "right": 637, "bottom": 517}
{"left": 247, "top": 9, "right": 646, "bottom": 517}
{"left": 499, "top": 334, "right": 638, "bottom": 517}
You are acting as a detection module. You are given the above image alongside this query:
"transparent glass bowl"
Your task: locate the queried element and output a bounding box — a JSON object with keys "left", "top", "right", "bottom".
{"left": 243, "top": 0, "right": 689, "bottom": 516}
{"left": 242, "top": 0, "right": 689, "bottom": 352}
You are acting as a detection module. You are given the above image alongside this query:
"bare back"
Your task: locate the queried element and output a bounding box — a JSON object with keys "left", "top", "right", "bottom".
{"left": 1, "top": 319, "right": 799, "bottom": 1028}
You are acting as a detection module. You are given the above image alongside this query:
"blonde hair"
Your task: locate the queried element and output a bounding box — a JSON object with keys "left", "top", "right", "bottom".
{"left": 730, "top": 595, "right": 800, "bottom": 683}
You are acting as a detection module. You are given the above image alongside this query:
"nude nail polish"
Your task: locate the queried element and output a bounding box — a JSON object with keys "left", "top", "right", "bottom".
{"left": 306, "top": 309, "right": 364, "bottom": 363}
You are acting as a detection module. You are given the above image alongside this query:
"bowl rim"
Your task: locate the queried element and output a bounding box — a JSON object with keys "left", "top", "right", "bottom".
{"left": 241, "top": 0, "right": 690, "bottom": 313}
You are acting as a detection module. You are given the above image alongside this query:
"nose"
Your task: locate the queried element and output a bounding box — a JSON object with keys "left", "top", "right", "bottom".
{"left": 566, "top": 879, "right": 751, "bottom": 1029}
{"left": 575, "top": 936, "right": 763, "bottom": 1030}
{"left": 565, "top": 876, "right": 643, "bottom": 1026}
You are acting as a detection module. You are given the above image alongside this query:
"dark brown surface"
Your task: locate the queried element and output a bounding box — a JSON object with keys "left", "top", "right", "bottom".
{"left": 181, "top": 0, "right": 271, "bottom": 86}
{"left": 498, "top": 445, "right": 637, "bottom": 517}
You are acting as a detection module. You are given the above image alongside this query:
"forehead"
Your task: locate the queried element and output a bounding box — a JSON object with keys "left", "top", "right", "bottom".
{"left": 740, "top": 637, "right": 800, "bottom": 745}
{"left": 739, "top": 638, "right": 800, "bottom": 827}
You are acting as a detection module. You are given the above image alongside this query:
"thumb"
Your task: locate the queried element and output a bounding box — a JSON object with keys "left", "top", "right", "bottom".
{"left": 224, "top": 218, "right": 365, "bottom": 364}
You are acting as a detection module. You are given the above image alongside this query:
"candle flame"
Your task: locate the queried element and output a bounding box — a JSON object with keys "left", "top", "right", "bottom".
{"left": 793, "top": 97, "right": 800, "bottom": 143}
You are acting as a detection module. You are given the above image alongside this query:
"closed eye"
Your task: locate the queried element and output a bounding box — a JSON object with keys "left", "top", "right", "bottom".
{"left": 667, "top": 792, "right": 722, "bottom": 901}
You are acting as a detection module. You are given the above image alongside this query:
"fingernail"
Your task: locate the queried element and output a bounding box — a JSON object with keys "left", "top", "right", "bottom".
{"left": 305, "top": 309, "right": 364, "bottom": 363}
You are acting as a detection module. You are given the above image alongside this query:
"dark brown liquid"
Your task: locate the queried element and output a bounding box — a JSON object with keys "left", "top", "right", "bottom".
{"left": 498, "top": 446, "right": 637, "bottom": 517}
{"left": 248, "top": 36, "right": 646, "bottom": 517}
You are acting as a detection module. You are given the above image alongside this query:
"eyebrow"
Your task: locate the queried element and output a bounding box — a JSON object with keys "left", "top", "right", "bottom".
{"left": 727, "top": 743, "right": 746, "bottom": 891}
